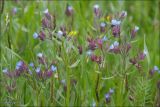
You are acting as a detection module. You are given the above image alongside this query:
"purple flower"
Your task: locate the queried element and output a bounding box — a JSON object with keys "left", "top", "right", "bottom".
{"left": 65, "top": 5, "right": 73, "bottom": 16}
{"left": 93, "top": 4, "right": 100, "bottom": 17}
{"left": 112, "top": 25, "right": 120, "bottom": 37}
{"left": 97, "top": 38, "right": 103, "bottom": 49}
{"left": 131, "top": 26, "right": 139, "bottom": 39}
{"left": 100, "top": 22, "right": 106, "bottom": 32}
{"left": 12, "top": 7, "right": 17, "bottom": 14}
{"left": 109, "top": 88, "right": 114, "bottom": 95}
{"left": 16, "top": 61, "right": 23, "bottom": 70}
{"left": 105, "top": 93, "right": 110, "bottom": 103}
{"left": 39, "top": 31, "right": 46, "bottom": 40}
{"left": 43, "top": 8, "right": 52, "bottom": 20}
{"left": 120, "top": 11, "right": 127, "bottom": 19}
{"left": 78, "top": 45, "right": 83, "bottom": 55}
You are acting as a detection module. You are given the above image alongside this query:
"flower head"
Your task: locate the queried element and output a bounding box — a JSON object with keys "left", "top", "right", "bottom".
{"left": 51, "top": 65, "right": 57, "bottom": 72}
{"left": 111, "top": 19, "right": 121, "bottom": 26}
{"left": 93, "top": 4, "right": 100, "bottom": 17}
{"left": 33, "top": 32, "right": 39, "bottom": 39}
{"left": 2, "top": 68, "right": 8, "bottom": 73}
{"left": 37, "top": 53, "right": 43, "bottom": 58}
{"left": 35, "top": 67, "right": 41, "bottom": 73}
{"left": 57, "top": 30, "right": 63, "bottom": 38}
{"left": 16, "top": 61, "right": 23, "bottom": 70}
{"left": 65, "top": 5, "right": 73, "bottom": 16}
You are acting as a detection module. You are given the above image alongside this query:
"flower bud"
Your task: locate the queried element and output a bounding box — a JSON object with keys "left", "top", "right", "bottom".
{"left": 65, "top": 5, "right": 73, "bottom": 16}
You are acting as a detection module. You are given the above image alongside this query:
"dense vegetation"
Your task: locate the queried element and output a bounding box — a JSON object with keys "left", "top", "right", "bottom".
{"left": 0, "top": 1, "right": 159, "bottom": 106}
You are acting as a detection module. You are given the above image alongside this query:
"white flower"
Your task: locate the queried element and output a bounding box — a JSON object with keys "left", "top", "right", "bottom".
{"left": 51, "top": 65, "right": 57, "bottom": 72}
{"left": 143, "top": 49, "right": 147, "bottom": 55}
{"left": 154, "top": 66, "right": 159, "bottom": 71}
{"left": 33, "top": 32, "right": 39, "bottom": 39}
{"left": 57, "top": 30, "right": 63, "bottom": 38}
{"left": 109, "top": 44, "right": 114, "bottom": 50}
{"left": 102, "top": 36, "right": 108, "bottom": 41}
{"left": 111, "top": 19, "right": 121, "bottom": 26}
{"left": 61, "top": 79, "right": 66, "bottom": 84}
{"left": 135, "top": 26, "right": 139, "bottom": 32}
{"left": 37, "top": 53, "right": 43, "bottom": 58}
{"left": 67, "top": 6, "right": 73, "bottom": 11}
{"left": 2, "top": 68, "right": 8, "bottom": 73}
{"left": 35, "top": 67, "right": 41, "bottom": 73}
{"left": 100, "top": 22, "right": 106, "bottom": 27}
{"left": 94, "top": 4, "right": 99, "bottom": 9}
{"left": 113, "top": 41, "right": 119, "bottom": 47}
{"left": 43, "top": 8, "right": 48, "bottom": 14}
{"left": 86, "top": 50, "right": 92, "bottom": 56}
{"left": 109, "top": 88, "right": 114, "bottom": 94}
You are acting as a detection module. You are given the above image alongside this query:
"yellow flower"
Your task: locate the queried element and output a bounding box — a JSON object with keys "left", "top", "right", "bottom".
{"left": 68, "top": 31, "right": 77, "bottom": 37}
{"left": 106, "top": 16, "right": 111, "bottom": 22}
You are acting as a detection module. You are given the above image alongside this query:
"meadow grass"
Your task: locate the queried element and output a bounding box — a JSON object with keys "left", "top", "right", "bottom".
{"left": 0, "top": 0, "right": 159, "bottom": 106}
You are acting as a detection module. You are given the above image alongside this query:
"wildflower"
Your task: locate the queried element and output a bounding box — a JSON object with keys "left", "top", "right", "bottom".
{"left": 105, "top": 93, "right": 111, "bottom": 103}
{"left": 100, "top": 22, "right": 106, "bottom": 32}
{"left": 29, "top": 62, "right": 34, "bottom": 68}
{"left": 51, "top": 65, "right": 57, "bottom": 72}
{"left": 16, "top": 61, "right": 23, "bottom": 70}
{"left": 60, "top": 26, "right": 67, "bottom": 36}
{"left": 65, "top": 5, "right": 73, "bottom": 16}
{"left": 97, "top": 38, "right": 103, "bottom": 49}
{"left": 68, "top": 31, "right": 77, "bottom": 37}
{"left": 29, "top": 69, "right": 32, "bottom": 75}
{"left": 112, "top": 25, "right": 120, "bottom": 37}
{"left": 43, "top": 8, "right": 52, "bottom": 20}
{"left": 109, "top": 88, "right": 114, "bottom": 95}
{"left": 78, "top": 45, "right": 83, "bottom": 55}
{"left": 109, "top": 41, "right": 120, "bottom": 54}
{"left": 41, "top": 17, "right": 49, "bottom": 29}
{"left": 102, "top": 36, "right": 108, "bottom": 41}
{"left": 93, "top": 4, "right": 100, "bottom": 17}
{"left": 120, "top": 11, "right": 127, "bottom": 19}
{"left": 12, "top": 7, "right": 17, "bottom": 14}
{"left": 88, "top": 38, "right": 97, "bottom": 50}
{"left": 129, "top": 57, "right": 137, "bottom": 65}
{"left": 33, "top": 32, "right": 39, "bottom": 39}
{"left": 57, "top": 30, "right": 63, "bottom": 38}
{"left": 37, "top": 53, "right": 43, "bottom": 58}
{"left": 86, "top": 50, "right": 93, "bottom": 56}
{"left": 35, "top": 67, "right": 41, "bottom": 73}
{"left": 131, "top": 26, "right": 139, "bottom": 39}
{"left": 111, "top": 19, "right": 121, "bottom": 26}
{"left": 113, "top": 41, "right": 119, "bottom": 47}
{"left": 39, "top": 31, "right": 46, "bottom": 40}
{"left": 2, "top": 68, "right": 8, "bottom": 73}
{"left": 138, "top": 51, "right": 146, "bottom": 60}
{"left": 149, "top": 66, "right": 159, "bottom": 76}
{"left": 90, "top": 54, "right": 102, "bottom": 64}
